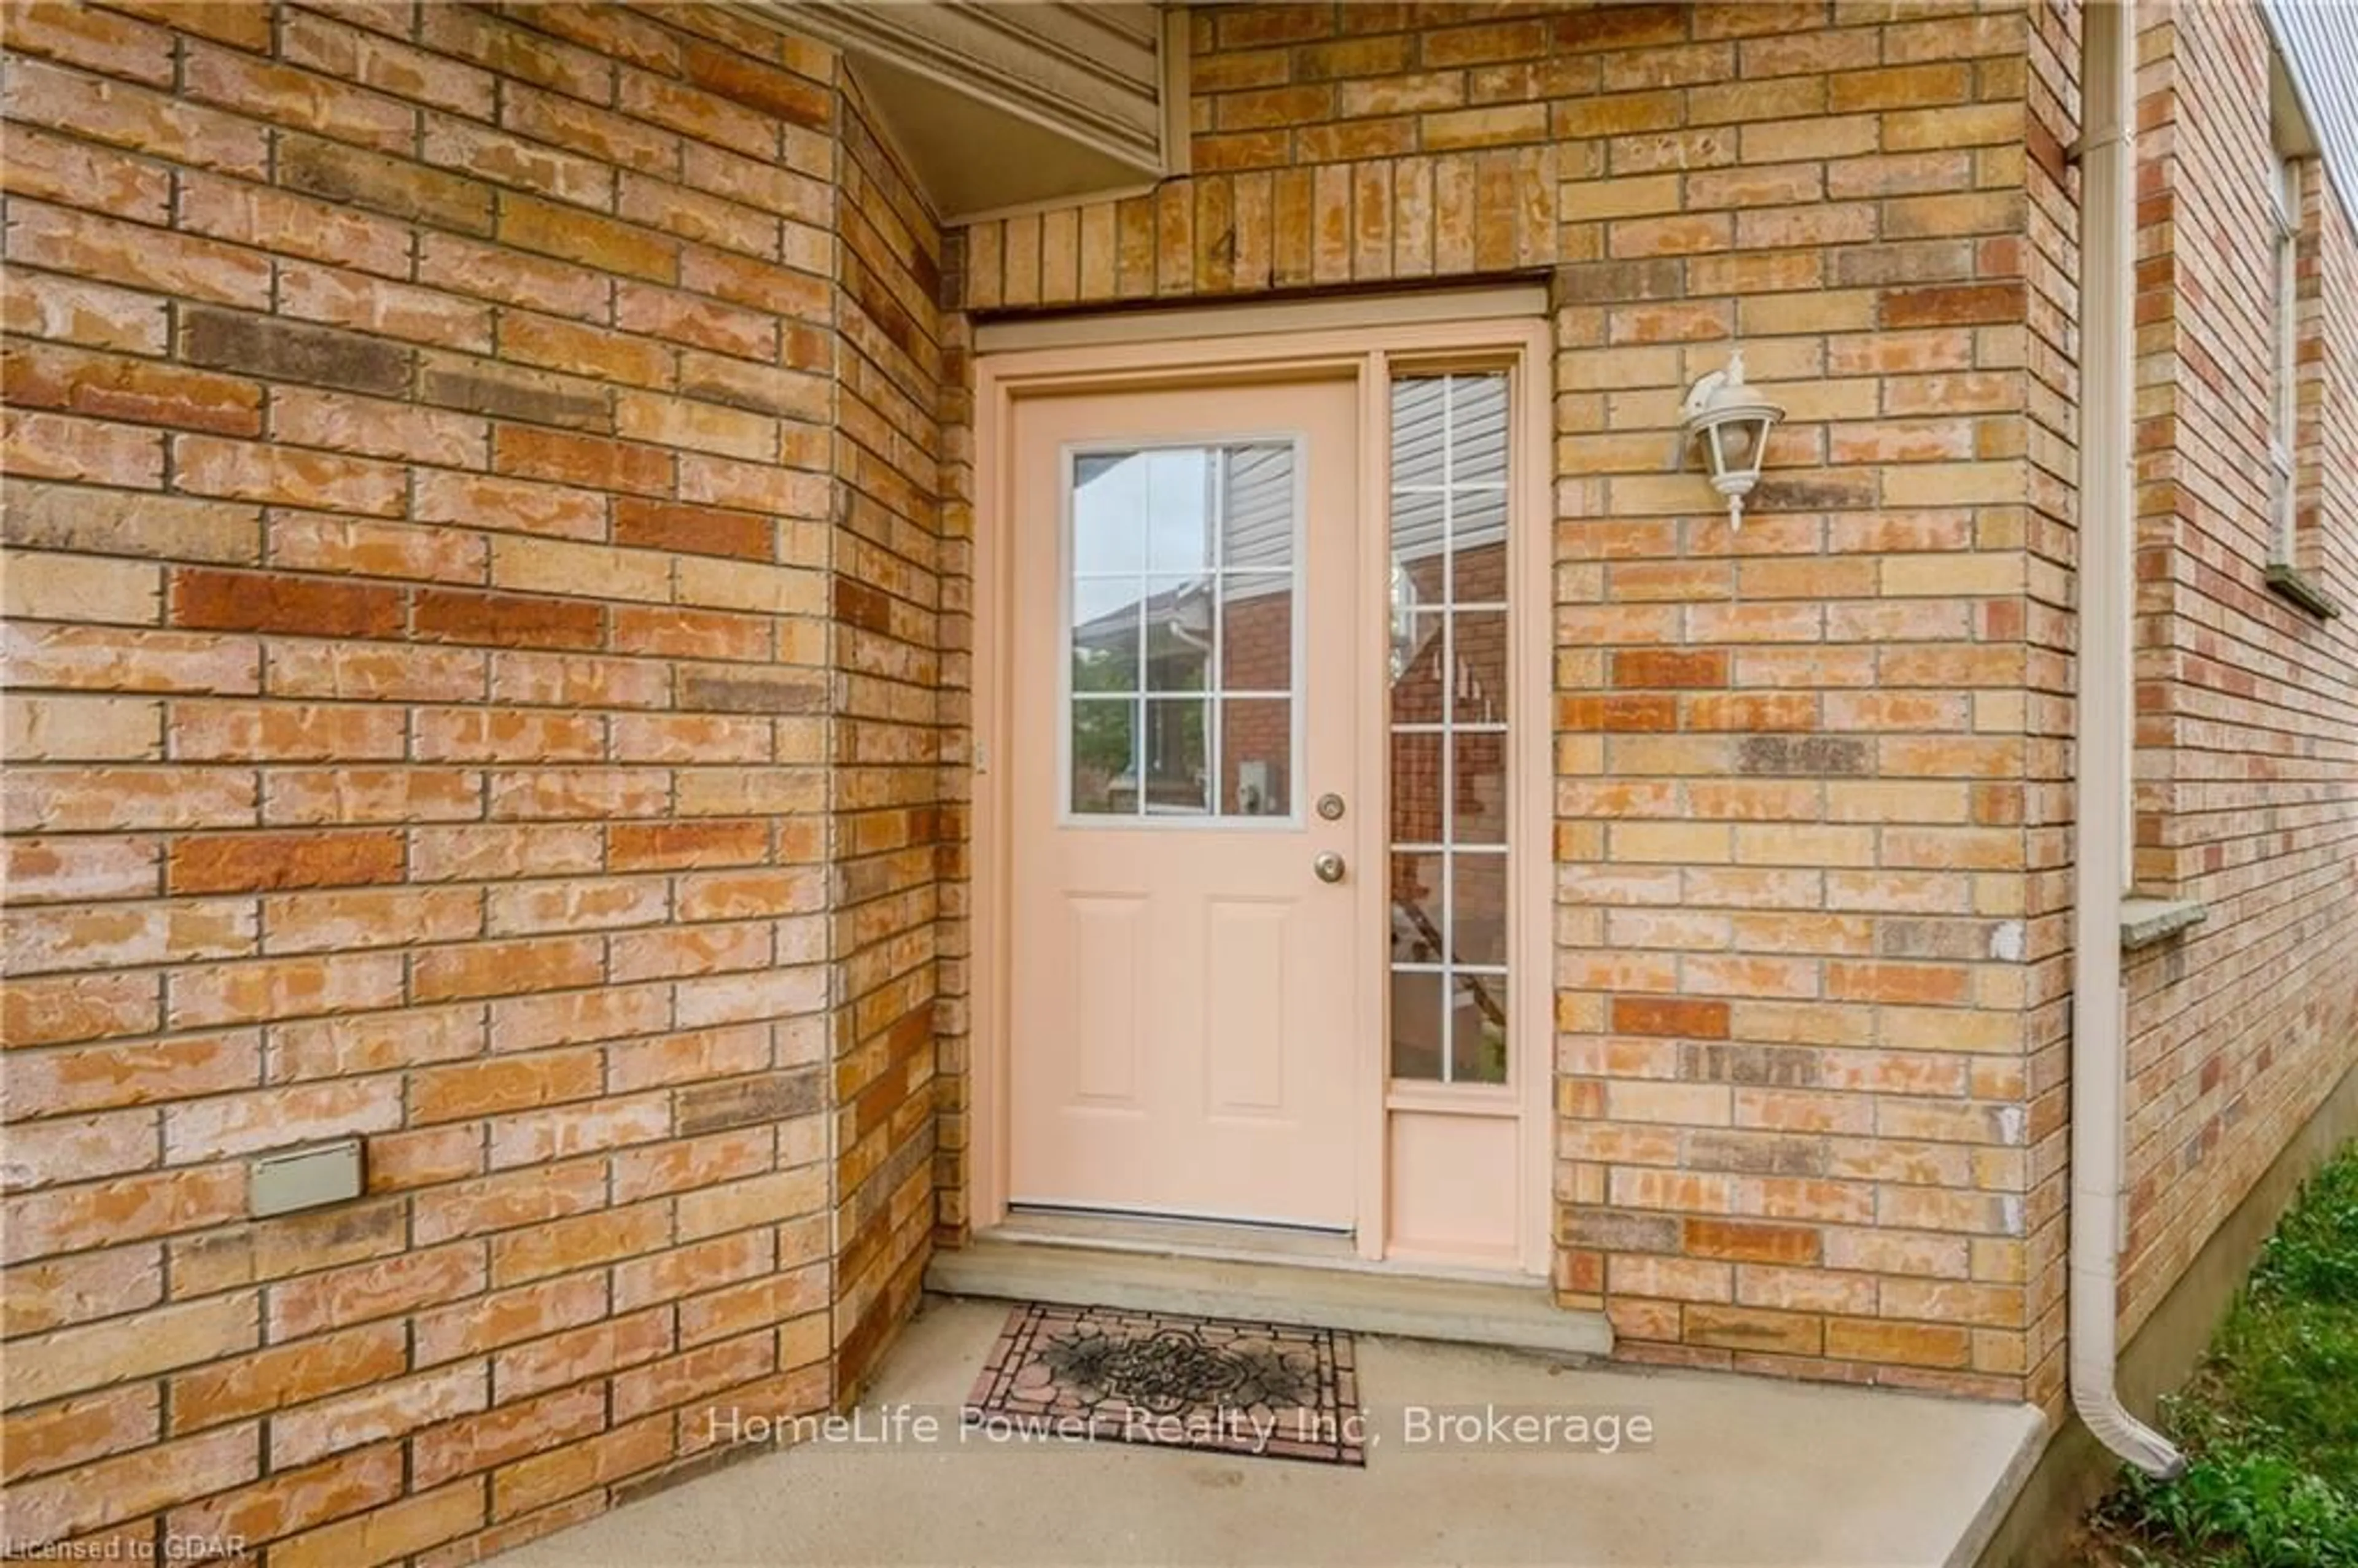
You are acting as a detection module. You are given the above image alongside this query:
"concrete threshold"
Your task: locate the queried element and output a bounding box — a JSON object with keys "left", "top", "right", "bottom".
{"left": 926, "top": 1227, "right": 1614, "bottom": 1359}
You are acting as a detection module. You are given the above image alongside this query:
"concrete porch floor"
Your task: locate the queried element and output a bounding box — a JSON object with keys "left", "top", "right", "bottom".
{"left": 498, "top": 1296, "right": 2044, "bottom": 1568}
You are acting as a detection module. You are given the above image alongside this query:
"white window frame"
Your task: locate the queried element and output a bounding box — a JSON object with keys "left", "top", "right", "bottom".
{"left": 1056, "top": 435, "right": 1309, "bottom": 830}
{"left": 2270, "top": 152, "right": 2302, "bottom": 567}
{"left": 1385, "top": 372, "right": 1514, "bottom": 1087}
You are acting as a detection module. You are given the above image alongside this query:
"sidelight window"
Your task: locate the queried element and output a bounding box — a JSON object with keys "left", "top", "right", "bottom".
{"left": 1387, "top": 374, "right": 1511, "bottom": 1085}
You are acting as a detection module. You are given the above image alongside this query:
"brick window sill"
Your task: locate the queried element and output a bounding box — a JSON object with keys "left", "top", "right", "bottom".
{"left": 2265, "top": 562, "right": 2341, "bottom": 618}
{"left": 2121, "top": 896, "right": 2208, "bottom": 950}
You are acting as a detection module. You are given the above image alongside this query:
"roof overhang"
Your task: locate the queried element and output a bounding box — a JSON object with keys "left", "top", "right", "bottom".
{"left": 736, "top": 2, "right": 1181, "bottom": 222}
{"left": 2263, "top": 0, "right": 2350, "bottom": 180}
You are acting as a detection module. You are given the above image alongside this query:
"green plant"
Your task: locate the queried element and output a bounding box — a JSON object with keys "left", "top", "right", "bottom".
{"left": 2084, "top": 1143, "right": 2358, "bottom": 1567}
{"left": 2249, "top": 1152, "right": 2358, "bottom": 1305}
{"left": 2104, "top": 1445, "right": 2358, "bottom": 1568}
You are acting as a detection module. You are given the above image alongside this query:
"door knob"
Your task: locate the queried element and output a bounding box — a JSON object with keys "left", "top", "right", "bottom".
{"left": 1312, "top": 851, "right": 1347, "bottom": 883}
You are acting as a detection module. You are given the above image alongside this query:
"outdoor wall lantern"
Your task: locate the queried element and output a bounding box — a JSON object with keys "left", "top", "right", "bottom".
{"left": 1675, "top": 349, "right": 1784, "bottom": 530}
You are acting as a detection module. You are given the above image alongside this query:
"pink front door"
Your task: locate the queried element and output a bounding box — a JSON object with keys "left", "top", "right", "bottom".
{"left": 1005, "top": 376, "right": 1363, "bottom": 1228}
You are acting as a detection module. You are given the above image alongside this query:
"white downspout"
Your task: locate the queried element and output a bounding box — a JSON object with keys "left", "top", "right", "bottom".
{"left": 2071, "top": 0, "right": 2187, "bottom": 1481}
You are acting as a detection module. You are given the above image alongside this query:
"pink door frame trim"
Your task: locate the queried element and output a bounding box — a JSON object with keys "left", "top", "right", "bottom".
{"left": 970, "top": 300, "right": 1556, "bottom": 1276}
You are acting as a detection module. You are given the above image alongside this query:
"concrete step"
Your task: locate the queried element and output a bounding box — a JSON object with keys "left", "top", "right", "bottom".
{"left": 925, "top": 1233, "right": 1614, "bottom": 1359}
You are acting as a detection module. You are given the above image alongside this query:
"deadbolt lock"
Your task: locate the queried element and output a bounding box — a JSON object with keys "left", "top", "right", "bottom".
{"left": 1316, "top": 793, "right": 1346, "bottom": 821}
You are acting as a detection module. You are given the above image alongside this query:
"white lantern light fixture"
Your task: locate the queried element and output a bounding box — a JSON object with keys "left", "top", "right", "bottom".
{"left": 1675, "top": 349, "right": 1784, "bottom": 530}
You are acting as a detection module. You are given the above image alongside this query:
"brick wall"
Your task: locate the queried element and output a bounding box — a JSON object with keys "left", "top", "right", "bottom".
{"left": 2017, "top": 0, "right": 2079, "bottom": 1419}
{"left": 947, "top": 0, "right": 2057, "bottom": 1397}
{"left": 933, "top": 278, "right": 976, "bottom": 1244}
{"left": 7, "top": 7, "right": 2355, "bottom": 1558}
{"left": 0, "top": 2, "right": 925, "bottom": 1558}
{"left": 2115, "top": 0, "right": 2358, "bottom": 1339}
{"left": 826, "top": 77, "right": 944, "bottom": 1399}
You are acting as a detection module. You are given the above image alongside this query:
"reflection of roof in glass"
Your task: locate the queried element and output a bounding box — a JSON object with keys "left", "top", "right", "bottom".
{"left": 1068, "top": 375, "right": 1511, "bottom": 648}
{"left": 1073, "top": 576, "right": 1213, "bottom": 651}
{"left": 1071, "top": 443, "right": 1295, "bottom": 648}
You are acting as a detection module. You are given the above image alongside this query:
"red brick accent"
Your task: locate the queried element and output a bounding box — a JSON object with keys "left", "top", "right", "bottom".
{"left": 1611, "top": 996, "right": 1733, "bottom": 1040}
{"left": 166, "top": 831, "right": 405, "bottom": 895}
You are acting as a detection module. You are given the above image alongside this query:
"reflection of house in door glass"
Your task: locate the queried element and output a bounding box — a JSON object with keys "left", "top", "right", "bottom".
{"left": 1388, "top": 375, "right": 1511, "bottom": 1085}
{"left": 1068, "top": 443, "right": 1296, "bottom": 818}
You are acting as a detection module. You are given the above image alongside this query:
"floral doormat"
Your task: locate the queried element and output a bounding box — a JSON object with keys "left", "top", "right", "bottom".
{"left": 963, "top": 1302, "right": 1366, "bottom": 1467}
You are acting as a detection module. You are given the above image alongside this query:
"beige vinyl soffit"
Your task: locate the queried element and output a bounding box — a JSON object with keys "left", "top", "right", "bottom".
{"left": 973, "top": 286, "right": 1554, "bottom": 354}
{"left": 739, "top": 2, "right": 1169, "bottom": 220}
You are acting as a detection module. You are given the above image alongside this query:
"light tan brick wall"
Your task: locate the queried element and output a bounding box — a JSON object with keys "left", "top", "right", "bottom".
{"left": 827, "top": 77, "right": 946, "bottom": 1399}
{"left": 0, "top": 2, "right": 919, "bottom": 1558}
{"left": 2011, "top": 0, "right": 2077, "bottom": 1418}
{"left": 947, "top": 0, "right": 2053, "bottom": 1397}
{"left": 936, "top": 0, "right": 2350, "bottom": 1405}
{"left": 2113, "top": 0, "right": 2358, "bottom": 1343}
{"left": 6, "top": 12, "right": 2353, "bottom": 1562}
